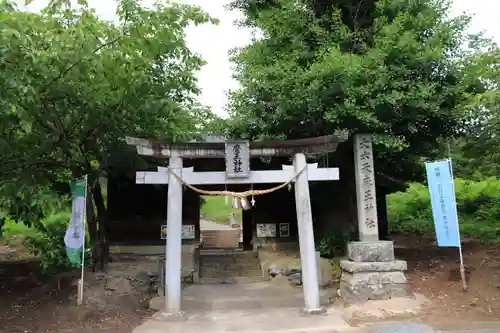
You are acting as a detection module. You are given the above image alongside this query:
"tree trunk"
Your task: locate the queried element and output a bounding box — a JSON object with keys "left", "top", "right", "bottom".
{"left": 92, "top": 177, "right": 109, "bottom": 271}
{"left": 347, "top": 182, "right": 359, "bottom": 242}
{"left": 86, "top": 188, "right": 97, "bottom": 243}
{"left": 376, "top": 190, "right": 390, "bottom": 240}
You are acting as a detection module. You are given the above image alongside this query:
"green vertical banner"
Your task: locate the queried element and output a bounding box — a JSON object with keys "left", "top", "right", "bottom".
{"left": 64, "top": 177, "right": 87, "bottom": 267}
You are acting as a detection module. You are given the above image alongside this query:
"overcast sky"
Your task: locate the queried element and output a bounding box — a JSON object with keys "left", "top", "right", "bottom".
{"left": 20, "top": 0, "right": 500, "bottom": 117}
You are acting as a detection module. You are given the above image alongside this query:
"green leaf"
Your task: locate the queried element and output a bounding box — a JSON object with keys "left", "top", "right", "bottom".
{"left": 227, "top": 0, "right": 495, "bottom": 184}
{"left": 0, "top": 0, "right": 218, "bottom": 219}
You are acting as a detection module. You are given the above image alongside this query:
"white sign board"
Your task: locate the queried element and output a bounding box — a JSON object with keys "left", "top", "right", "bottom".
{"left": 256, "top": 223, "right": 277, "bottom": 238}
{"left": 161, "top": 224, "right": 196, "bottom": 240}
{"left": 182, "top": 225, "right": 195, "bottom": 239}
{"left": 225, "top": 141, "right": 250, "bottom": 178}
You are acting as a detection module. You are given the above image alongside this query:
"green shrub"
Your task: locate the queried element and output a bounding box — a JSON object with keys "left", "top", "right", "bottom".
{"left": 317, "top": 230, "right": 347, "bottom": 258}
{"left": 2, "top": 216, "right": 35, "bottom": 239}
{"left": 387, "top": 177, "right": 500, "bottom": 243}
{"left": 1, "top": 190, "right": 75, "bottom": 275}
{"left": 24, "top": 211, "right": 72, "bottom": 275}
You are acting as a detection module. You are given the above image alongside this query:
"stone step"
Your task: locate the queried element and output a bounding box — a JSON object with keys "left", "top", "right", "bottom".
{"left": 200, "top": 250, "right": 257, "bottom": 257}
{"left": 199, "top": 276, "right": 269, "bottom": 284}
{"left": 201, "top": 258, "right": 258, "bottom": 264}
{"left": 200, "top": 253, "right": 258, "bottom": 262}
{"left": 200, "top": 264, "right": 262, "bottom": 273}
{"left": 200, "top": 260, "right": 261, "bottom": 266}
{"left": 200, "top": 268, "right": 263, "bottom": 276}
{"left": 201, "top": 256, "right": 258, "bottom": 262}
{"left": 201, "top": 266, "right": 262, "bottom": 273}
{"left": 201, "top": 230, "right": 241, "bottom": 248}
{"left": 199, "top": 248, "right": 244, "bottom": 255}
{"left": 199, "top": 250, "right": 263, "bottom": 282}
{"left": 201, "top": 258, "right": 259, "bottom": 264}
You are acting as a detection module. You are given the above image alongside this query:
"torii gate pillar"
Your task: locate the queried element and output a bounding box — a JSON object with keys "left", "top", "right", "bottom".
{"left": 293, "top": 153, "right": 323, "bottom": 313}
{"left": 164, "top": 150, "right": 183, "bottom": 314}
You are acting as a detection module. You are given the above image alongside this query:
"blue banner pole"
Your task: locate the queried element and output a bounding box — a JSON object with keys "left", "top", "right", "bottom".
{"left": 425, "top": 159, "right": 460, "bottom": 247}
{"left": 447, "top": 158, "right": 467, "bottom": 290}
{"left": 425, "top": 157, "right": 467, "bottom": 291}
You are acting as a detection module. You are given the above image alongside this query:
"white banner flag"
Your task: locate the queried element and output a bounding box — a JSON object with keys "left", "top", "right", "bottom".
{"left": 64, "top": 177, "right": 87, "bottom": 267}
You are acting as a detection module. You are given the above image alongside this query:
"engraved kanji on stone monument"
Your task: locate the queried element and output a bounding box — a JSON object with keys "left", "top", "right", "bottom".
{"left": 225, "top": 141, "right": 250, "bottom": 178}
{"left": 354, "top": 134, "right": 379, "bottom": 241}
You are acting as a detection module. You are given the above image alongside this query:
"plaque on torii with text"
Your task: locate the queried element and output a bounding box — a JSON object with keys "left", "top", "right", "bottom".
{"left": 225, "top": 140, "right": 250, "bottom": 178}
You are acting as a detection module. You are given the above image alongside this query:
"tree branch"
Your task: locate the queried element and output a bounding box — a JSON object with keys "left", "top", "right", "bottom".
{"left": 42, "top": 36, "right": 123, "bottom": 91}
{"left": 377, "top": 172, "right": 409, "bottom": 188}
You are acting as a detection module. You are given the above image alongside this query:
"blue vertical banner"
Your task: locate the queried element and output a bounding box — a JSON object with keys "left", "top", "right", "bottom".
{"left": 424, "top": 159, "right": 461, "bottom": 247}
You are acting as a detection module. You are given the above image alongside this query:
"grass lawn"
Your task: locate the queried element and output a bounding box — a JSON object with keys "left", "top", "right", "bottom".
{"left": 1, "top": 218, "right": 34, "bottom": 239}
{"left": 0, "top": 218, "right": 38, "bottom": 260}
{"left": 200, "top": 196, "right": 242, "bottom": 224}
{"left": 1, "top": 211, "right": 71, "bottom": 244}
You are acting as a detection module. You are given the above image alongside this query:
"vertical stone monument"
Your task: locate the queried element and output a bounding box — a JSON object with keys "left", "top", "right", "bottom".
{"left": 339, "top": 134, "right": 410, "bottom": 303}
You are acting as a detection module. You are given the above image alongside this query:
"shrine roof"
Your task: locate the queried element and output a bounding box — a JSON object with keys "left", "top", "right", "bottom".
{"left": 125, "top": 131, "right": 349, "bottom": 158}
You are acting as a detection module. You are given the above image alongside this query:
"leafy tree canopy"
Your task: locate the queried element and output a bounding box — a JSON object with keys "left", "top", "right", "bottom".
{"left": 227, "top": 0, "right": 492, "bottom": 184}
{"left": 451, "top": 46, "right": 500, "bottom": 179}
{"left": 0, "top": 0, "right": 217, "bottom": 222}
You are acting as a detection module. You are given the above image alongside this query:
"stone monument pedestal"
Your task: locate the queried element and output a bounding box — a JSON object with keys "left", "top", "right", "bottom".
{"left": 339, "top": 241, "right": 411, "bottom": 303}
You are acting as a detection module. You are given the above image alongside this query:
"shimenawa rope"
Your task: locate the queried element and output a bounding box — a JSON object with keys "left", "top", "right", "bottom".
{"left": 165, "top": 165, "right": 307, "bottom": 198}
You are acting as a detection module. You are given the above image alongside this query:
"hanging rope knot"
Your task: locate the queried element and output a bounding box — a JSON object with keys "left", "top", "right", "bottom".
{"left": 165, "top": 165, "right": 307, "bottom": 198}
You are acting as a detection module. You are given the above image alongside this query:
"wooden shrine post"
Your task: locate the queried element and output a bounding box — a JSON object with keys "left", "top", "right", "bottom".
{"left": 126, "top": 133, "right": 348, "bottom": 315}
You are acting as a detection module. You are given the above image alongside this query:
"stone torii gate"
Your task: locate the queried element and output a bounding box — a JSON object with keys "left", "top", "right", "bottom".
{"left": 126, "top": 134, "right": 348, "bottom": 315}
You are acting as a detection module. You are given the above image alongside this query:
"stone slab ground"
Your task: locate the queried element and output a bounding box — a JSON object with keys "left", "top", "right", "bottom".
{"left": 365, "top": 323, "right": 436, "bottom": 333}
{"left": 361, "top": 323, "right": 500, "bottom": 333}
{"left": 132, "top": 316, "right": 500, "bottom": 333}
{"left": 141, "top": 281, "right": 353, "bottom": 333}
{"left": 150, "top": 281, "right": 333, "bottom": 311}
{"left": 443, "top": 330, "right": 499, "bottom": 333}
{"left": 132, "top": 307, "right": 352, "bottom": 333}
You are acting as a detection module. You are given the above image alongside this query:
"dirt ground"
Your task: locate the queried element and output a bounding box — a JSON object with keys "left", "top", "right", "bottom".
{"left": 0, "top": 240, "right": 154, "bottom": 333}
{"left": 1, "top": 236, "right": 500, "bottom": 332}
{"left": 393, "top": 235, "right": 500, "bottom": 326}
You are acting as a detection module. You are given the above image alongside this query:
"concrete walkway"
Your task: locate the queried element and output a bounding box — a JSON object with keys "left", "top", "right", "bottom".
{"left": 178, "top": 281, "right": 331, "bottom": 311}
{"left": 132, "top": 307, "right": 352, "bottom": 333}
{"left": 200, "top": 219, "right": 235, "bottom": 231}
{"left": 132, "top": 316, "right": 500, "bottom": 333}
{"left": 134, "top": 280, "right": 352, "bottom": 333}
